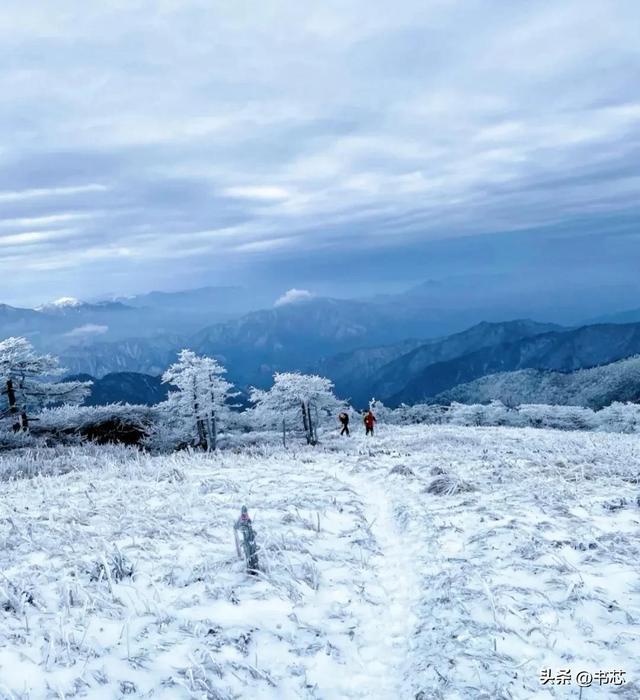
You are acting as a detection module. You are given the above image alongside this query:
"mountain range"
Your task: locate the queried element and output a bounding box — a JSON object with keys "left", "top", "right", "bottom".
{"left": 4, "top": 284, "right": 640, "bottom": 410}
{"left": 387, "top": 322, "right": 640, "bottom": 406}
{"left": 0, "top": 287, "right": 261, "bottom": 353}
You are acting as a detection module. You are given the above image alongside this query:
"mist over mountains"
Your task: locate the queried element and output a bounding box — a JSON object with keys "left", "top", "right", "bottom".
{"left": 3, "top": 282, "right": 640, "bottom": 409}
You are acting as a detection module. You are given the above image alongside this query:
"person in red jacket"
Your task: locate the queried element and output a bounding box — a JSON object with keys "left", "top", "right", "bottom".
{"left": 363, "top": 410, "right": 376, "bottom": 436}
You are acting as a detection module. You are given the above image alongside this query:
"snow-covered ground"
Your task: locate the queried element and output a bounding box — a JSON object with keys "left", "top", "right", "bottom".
{"left": 1, "top": 425, "right": 639, "bottom": 698}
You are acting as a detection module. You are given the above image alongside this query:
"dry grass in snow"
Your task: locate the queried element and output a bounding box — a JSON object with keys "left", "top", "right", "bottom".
{"left": 1, "top": 425, "right": 639, "bottom": 698}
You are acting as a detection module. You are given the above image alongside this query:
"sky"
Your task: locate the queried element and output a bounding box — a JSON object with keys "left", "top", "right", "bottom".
{"left": 0, "top": 0, "right": 639, "bottom": 309}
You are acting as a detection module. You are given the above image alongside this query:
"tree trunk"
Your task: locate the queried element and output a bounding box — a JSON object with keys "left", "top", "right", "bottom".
{"left": 301, "top": 400, "right": 310, "bottom": 443}
{"left": 193, "top": 379, "right": 207, "bottom": 450}
{"left": 209, "top": 412, "right": 217, "bottom": 451}
{"left": 307, "top": 403, "right": 315, "bottom": 445}
{"left": 6, "top": 379, "right": 23, "bottom": 432}
{"left": 196, "top": 418, "right": 208, "bottom": 450}
{"left": 208, "top": 372, "right": 217, "bottom": 451}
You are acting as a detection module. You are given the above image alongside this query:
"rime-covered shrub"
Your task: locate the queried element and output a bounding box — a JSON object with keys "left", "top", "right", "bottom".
{"left": 425, "top": 475, "right": 475, "bottom": 495}
{"left": 595, "top": 402, "right": 640, "bottom": 433}
{"left": 517, "top": 404, "right": 595, "bottom": 431}
{"left": 380, "top": 399, "right": 640, "bottom": 434}
{"left": 34, "top": 403, "right": 158, "bottom": 445}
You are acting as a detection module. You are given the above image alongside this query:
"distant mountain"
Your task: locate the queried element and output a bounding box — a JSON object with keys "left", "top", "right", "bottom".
{"left": 313, "top": 338, "right": 425, "bottom": 406}
{"left": 435, "top": 355, "right": 640, "bottom": 409}
{"left": 0, "top": 287, "right": 258, "bottom": 363}
{"left": 66, "top": 372, "right": 170, "bottom": 406}
{"left": 0, "top": 303, "right": 46, "bottom": 336}
{"left": 120, "top": 285, "right": 258, "bottom": 316}
{"left": 192, "top": 298, "right": 375, "bottom": 387}
{"left": 36, "top": 296, "right": 85, "bottom": 310}
{"left": 9, "top": 283, "right": 640, "bottom": 404}
{"left": 55, "top": 307, "right": 564, "bottom": 393}
{"left": 59, "top": 336, "right": 182, "bottom": 377}
{"left": 190, "top": 296, "right": 458, "bottom": 388}
{"left": 37, "top": 297, "right": 131, "bottom": 314}
{"left": 390, "top": 322, "right": 640, "bottom": 406}
{"left": 585, "top": 308, "right": 640, "bottom": 325}
{"left": 370, "top": 320, "right": 561, "bottom": 404}
{"left": 0, "top": 298, "right": 139, "bottom": 349}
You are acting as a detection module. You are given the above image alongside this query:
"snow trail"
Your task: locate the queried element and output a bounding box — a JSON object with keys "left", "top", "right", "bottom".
{"left": 335, "top": 467, "right": 420, "bottom": 698}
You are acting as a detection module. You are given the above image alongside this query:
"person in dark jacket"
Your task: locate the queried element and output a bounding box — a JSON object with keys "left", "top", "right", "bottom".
{"left": 364, "top": 410, "right": 376, "bottom": 436}
{"left": 338, "top": 411, "right": 350, "bottom": 436}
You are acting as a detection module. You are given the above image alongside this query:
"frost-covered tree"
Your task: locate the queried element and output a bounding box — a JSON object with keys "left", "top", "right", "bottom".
{"left": 160, "top": 349, "right": 234, "bottom": 451}
{"left": 250, "top": 372, "right": 344, "bottom": 444}
{"left": 0, "top": 336, "right": 91, "bottom": 431}
{"left": 367, "top": 397, "right": 392, "bottom": 422}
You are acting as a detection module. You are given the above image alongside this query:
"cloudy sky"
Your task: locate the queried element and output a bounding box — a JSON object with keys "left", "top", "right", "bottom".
{"left": 1, "top": 0, "right": 639, "bottom": 308}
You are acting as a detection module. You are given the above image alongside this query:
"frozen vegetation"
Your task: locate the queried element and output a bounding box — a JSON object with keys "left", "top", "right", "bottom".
{"left": 436, "top": 354, "right": 640, "bottom": 409}
{"left": 1, "top": 424, "right": 639, "bottom": 698}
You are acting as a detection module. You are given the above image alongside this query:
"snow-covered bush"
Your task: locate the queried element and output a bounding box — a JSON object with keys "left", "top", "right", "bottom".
{"left": 382, "top": 403, "right": 449, "bottom": 425}
{"left": 594, "top": 401, "right": 640, "bottom": 433}
{"left": 517, "top": 403, "right": 595, "bottom": 431}
{"left": 34, "top": 403, "right": 159, "bottom": 445}
{"left": 379, "top": 399, "right": 640, "bottom": 434}
{"left": 448, "top": 402, "right": 487, "bottom": 427}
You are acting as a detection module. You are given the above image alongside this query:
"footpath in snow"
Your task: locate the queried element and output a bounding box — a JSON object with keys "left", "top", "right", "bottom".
{"left": 1, "top": 425, "right": 640, "bottom": 698}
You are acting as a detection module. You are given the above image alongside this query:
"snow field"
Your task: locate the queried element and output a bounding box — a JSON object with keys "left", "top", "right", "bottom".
{"left": 1, "top": 424, "right": 640, "bottom": 698}
{"left": 0, "top": 442, "right": 414, "bottom": 698}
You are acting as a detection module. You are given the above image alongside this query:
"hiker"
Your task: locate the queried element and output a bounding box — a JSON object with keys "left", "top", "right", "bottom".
{"left": 364, "top": 409, "right": 376, "bottom": 436}
{"left": 338, "top": 411, "right": 350, "bottom": 436}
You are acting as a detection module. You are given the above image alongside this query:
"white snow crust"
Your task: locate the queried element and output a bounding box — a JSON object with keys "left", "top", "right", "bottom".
{"left": 1, "top": 425, "right": 639, "bottom": 698}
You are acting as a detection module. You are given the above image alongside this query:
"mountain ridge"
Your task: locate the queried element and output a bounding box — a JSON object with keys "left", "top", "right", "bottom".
{"left": 389, "top": 322, "right": 640, "bottom": 406}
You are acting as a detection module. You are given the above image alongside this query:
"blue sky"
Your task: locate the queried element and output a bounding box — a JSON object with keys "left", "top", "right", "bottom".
{"left": 0, "top": 0, "right": 639, "bottom": 309}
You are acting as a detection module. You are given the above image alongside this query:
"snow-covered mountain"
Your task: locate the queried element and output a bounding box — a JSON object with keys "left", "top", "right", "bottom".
{"left": 434, "top": 354, "right": 640, "bottom": 409}
{"left": 36, "top": 296, "right": 84, "bottom": 310}
{"left": 389, "top": 321, "right": 640, "bottom": 406}
{"left": 363, "top": 320, "right": 561, "bottom": 405}
{"left": 37, "top": 298, "right": 132, "bottom": 314}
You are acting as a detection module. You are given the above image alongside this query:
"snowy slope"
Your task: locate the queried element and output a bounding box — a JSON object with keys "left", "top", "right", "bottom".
{"left": 435, "top": 354, "right": 640, "bottom": 408}
{"left": 1, "top": 426, "right": 639, "bottom": 698}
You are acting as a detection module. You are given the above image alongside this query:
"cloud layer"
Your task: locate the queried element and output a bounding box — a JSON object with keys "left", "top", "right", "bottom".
{"left": 0, "top": 1, "right": 639, "bottom": 305}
